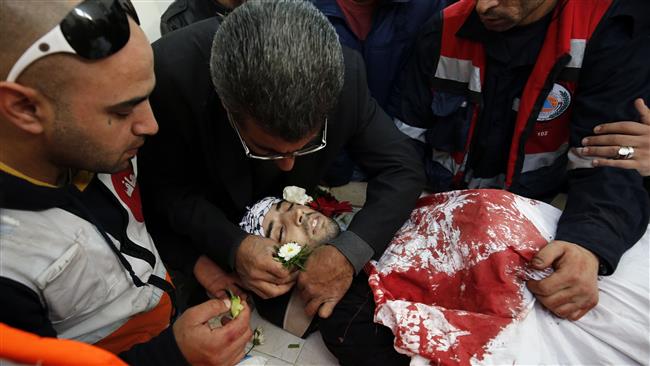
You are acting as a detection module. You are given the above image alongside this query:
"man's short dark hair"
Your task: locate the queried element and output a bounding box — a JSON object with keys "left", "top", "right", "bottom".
{"left": 210, "top": 0, "right": 344, "bottom": 141}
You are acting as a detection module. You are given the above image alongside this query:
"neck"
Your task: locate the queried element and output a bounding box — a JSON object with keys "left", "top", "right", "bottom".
{"left": 520, "top": 0, "right": 558, "bottom": 27}
{"left": 214, "top": 0, "right": 237, "bottom": 9}
{"left": 0, "top": 139, "right": 64, "bottom": 186}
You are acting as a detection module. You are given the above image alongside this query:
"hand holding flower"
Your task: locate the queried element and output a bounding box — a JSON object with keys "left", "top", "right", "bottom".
{"left": 274, "top": 242, "right": 312, "bottom": 271}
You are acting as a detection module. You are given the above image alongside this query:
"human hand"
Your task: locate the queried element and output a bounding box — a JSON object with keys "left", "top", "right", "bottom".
{"left": 526, "top": 240, "right": 599, "bottom": 320}
{"left": 235, "top": 235, "right": 297, "bottom": 299}
{"left": 579, "top": 98, "right": 650, "bottom": 176}
{"left": 173, "top": 299, "right": 252, "bottom": 366}
{"left": 194, "top": 255, "right": 247, "bottom": 301}
{"left": 297, "top": 245, "right": 354, "bottom": 318}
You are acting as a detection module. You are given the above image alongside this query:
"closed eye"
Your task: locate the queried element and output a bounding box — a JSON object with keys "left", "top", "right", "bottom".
{"left": 112, "top": 111, "right": 132, "bottom": 120}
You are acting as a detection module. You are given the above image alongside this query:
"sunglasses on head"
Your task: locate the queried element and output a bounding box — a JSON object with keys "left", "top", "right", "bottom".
{"left": 6, "top": 0, "right": 140, "bottom": 82}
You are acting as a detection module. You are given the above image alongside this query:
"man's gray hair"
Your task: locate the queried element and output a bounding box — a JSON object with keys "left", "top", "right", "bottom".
{"left": 211, "top": 0, "right": 345, "bottom": 141}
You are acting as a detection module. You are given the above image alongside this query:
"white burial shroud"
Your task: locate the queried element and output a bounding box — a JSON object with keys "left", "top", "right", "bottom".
{"left": 367, "top": 189, "right": 650, "bottom": 366}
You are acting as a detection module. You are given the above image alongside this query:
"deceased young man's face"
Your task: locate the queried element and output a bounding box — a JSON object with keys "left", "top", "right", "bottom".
{"left": 262, "top": 200, "right": 340, "bottom": 246}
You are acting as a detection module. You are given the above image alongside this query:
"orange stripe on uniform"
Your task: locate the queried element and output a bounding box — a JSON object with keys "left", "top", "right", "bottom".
{"left": 94, "top": 275, "right": 174, "bottom": 354}
{"left": 0, "top": 323, "right": 127, "bottom": 366}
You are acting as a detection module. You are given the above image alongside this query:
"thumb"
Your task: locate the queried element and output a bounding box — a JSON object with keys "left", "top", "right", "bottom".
{"left": 531, "top": 243, "right": 564, "bottom": 269}
{"left": 635, "top": 98, "right": 650, "bottom": 125}
{"left": 185, "top": 299, "right": 231, "bottom": 324}
{"left": 317, "top": 301, "right": 337, "bottom": 319}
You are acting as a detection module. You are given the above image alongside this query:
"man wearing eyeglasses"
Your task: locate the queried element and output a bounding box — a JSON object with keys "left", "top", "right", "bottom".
{"left": 138, "top": 0, "right": 424, "bottom": 355}
{"left": 0, "top": 1, "right": 252, "bottom": 365}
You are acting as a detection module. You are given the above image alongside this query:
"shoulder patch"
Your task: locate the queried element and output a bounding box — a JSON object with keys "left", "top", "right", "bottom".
{"left": 538, "top": 83, "right": 571, "bottom": 122}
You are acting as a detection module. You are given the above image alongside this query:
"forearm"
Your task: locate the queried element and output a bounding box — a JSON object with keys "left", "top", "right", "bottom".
{"left": 555, "top": 167, "right": 650, "bottom": 274}
{"left": 347, "top": 131, "right": 425, "bottom": 266}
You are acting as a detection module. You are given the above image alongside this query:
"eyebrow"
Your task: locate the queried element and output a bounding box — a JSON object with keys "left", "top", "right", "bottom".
{"left": 107, "top": 94, "right": 150, "bottom": 110}
{"left": 107, "top": 80, "right": 156, "bottom": 111}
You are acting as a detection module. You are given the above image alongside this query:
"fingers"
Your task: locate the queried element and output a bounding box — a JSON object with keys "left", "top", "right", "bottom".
{"left": 318, "top": 300, "right": 337, "bottom": 319}
{"left": 220, "top": 303, "right": 252, "bottom": 339}
{"left": 229, "top": 349, "right": 248, "bottom": 366}
{"left": 527, "top": 270, "right": 570, "bottom": 297}
{"left": 264, "top": 263, "right": 299, "bottom": 283}
{"left": 635, "top": 98, "right": 650, "bottom": 125}
{"left": 184, "top": 299, "right": 231, "bottom": 324}
{"left": 304, "top": 297, "right": 323, "bottom": 317}
{"left": 577, "top": 146, "right": 622, "bottom": 159}
{"left": 533, "top": 284, "right": 598, "bottom": 320}
{"left": 582, "top": 133, "right": 644, "bottom": 147}
{"left": 249, "top": 280, "right": 294, "bottom": 299}
{"left": 591, "top": 122, "right": 648, "bottom": 136}
{"left": 568, "top": 308, "right": 590, "bottom": 321}
{"left": 530, "top": 243, "right": 564, "bottom": 270}
{"left": 592, "top": 158, "right": 639, "bottom": 170}
{"left": 220, "top": 325, "right": 253, "bottom": 365}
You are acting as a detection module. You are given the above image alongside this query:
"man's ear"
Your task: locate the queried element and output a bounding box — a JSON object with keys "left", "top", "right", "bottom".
{"left": 0, "top": 82, "right": 51, "bottom": 135}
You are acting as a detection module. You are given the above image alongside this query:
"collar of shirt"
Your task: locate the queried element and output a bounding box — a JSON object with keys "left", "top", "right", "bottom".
{"left": 203, "top": 0, "right": 231, "bottom": 18}
{"left": 456, "top": 9, "right": 552, "bottom": 67}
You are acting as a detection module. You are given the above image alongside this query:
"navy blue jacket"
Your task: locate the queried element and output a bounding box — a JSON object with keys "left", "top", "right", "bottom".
{"left": 312, "top": 0, "right": 446, "bottom": 112}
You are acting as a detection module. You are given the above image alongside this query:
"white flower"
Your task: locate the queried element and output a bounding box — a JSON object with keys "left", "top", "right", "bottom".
{"left": 283, "top": 186, "right": 313, "bottom": 205}
{"left": 277, "top": 242, "right": 302, "bottom": 261}
{"left": 253, "top": 327, "right": 265, "bottom": 346}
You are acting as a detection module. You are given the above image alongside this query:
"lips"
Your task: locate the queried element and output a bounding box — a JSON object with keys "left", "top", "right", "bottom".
{"left": 479, "top": 16, "right": 510, "bottom": 30}
{"left": 125, "top": 142, "right": 144, "bottom": 156}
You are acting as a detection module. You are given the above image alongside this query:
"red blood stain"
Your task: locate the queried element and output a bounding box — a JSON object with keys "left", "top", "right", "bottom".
{"left": 369, "top": 190, "right": 547, "bottom": 365}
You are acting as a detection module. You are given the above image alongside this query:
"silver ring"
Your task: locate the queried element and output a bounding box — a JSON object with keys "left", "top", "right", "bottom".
{"left": 617, "top": 146, "right": 635, "bottom": 160}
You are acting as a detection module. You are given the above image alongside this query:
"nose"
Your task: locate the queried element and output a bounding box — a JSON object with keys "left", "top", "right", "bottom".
{"left": 476, "top": 0, "right": 499, "bottom": 15}
{"left": 132, "top": 101, "right": 159, "bottom": 136}
{"left": 293, "top": 207, "right": 306, "bottom": 226}
{"left": 274, "top": 157, "right": 295, "bottom": 172}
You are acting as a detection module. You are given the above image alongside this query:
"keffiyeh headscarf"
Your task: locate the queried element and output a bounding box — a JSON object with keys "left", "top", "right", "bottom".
{"left": 239, "top": 196, "right": 282, "bottom": 236}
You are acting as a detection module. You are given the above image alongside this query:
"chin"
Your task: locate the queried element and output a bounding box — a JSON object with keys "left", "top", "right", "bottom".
{"left": 106, "top": 159, "right": 132, "bottom": 174}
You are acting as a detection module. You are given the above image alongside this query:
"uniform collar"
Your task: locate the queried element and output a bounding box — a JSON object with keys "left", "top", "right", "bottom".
{"left": 0, "top": 161, "right": 94, "bottom": 191}
{"left": 456, "top": 9, "right": 552, "bottom": 66}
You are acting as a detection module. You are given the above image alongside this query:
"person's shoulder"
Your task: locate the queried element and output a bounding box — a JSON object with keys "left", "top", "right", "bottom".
{"left": 152, "top": 16, "right": 222, "bottom": 85}
{"left": 160, "top": 0, "right": 189, "bottom": 24}
{"left": 153, "top": 16, "right": 221, "bottom": 58}
{"left": 340, "top": 46, "right": 366, "bottom": 88}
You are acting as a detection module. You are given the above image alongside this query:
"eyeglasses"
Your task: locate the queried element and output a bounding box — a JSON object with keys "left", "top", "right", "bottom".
{"left": 227, "top": 112, "right": 328, "bottom": 160}
{"left": 6, "top": 0, "right": 140, "bottom": 82}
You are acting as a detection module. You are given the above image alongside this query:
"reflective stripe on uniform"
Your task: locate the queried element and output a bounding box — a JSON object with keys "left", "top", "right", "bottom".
{"left": 567, "top": 39, "right": 587, "bottom": 68}
{"left": 394, "top": 118, "right": 427, "bottom": 143}
{"left": 567, "top": 147, "right": 596, "bottom": 170}
{"left": 435, "top": 56, "right": 482, "bottom": 93}
{"left": 522, "top": 143, "right": 569, "bottom": 173}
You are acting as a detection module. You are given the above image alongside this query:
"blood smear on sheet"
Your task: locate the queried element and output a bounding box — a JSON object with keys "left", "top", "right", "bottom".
{"left": 369, "top": 189, "right": 548, "bottom": 365}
